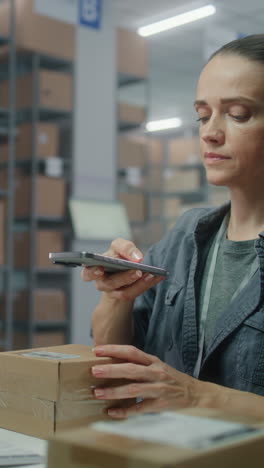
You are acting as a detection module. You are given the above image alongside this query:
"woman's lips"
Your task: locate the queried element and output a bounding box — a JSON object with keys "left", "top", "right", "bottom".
{"left": 204, "top": 152, "right": 231, "bottom": 164}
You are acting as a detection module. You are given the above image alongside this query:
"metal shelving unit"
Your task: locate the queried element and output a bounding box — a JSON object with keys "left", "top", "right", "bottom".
{"left": 0, "top": 0, "right": 74, "bottom": 350}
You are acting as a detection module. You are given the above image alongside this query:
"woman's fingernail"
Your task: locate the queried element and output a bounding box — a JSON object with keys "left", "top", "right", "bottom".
{"left": 144, "top": 274, "right": 154, "bottom": 282}
{"left": 93, "top": 346, "right": 104, "bottom": 355}
{"left": 95, "top": 389, "right": 105, "bottom": 398}
{"left": 132, "top": 251, "right": 142, "bottom": 261}
{"left": 108, "top": 408, "right": 121, "bottom": 416}
{"left": 92, "top": 367, "right": 104, "bottom": 376}
{"left": 131, "top": 270, "right": 142, "bottom": 279}
{"left": 93, "top": 268, "right": 103, "bottom": 276}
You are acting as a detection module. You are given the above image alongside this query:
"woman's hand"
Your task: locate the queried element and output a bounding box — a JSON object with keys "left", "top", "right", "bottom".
{"left": 81, "top": 238, "right": 164, "bottom": 301}
{"left": 91, "top": 345, "right": 212, "bottom": 419}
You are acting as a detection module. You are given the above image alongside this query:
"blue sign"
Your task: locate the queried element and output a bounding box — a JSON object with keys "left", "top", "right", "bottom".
{"left": 79, "top": 0, "right": 102, "bottom": 30}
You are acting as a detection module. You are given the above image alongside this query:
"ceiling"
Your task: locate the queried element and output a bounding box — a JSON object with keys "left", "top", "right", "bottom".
{"left": 112, "top": 0, "right": 264, "bottom": 130}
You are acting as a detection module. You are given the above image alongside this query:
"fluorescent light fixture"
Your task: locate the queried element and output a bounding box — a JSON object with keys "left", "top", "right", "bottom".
{"left": 138, "top": 5, "right": 216, "bottom": 37}
{"left": 146, "top": 118, "right": 182, "bottom": 132}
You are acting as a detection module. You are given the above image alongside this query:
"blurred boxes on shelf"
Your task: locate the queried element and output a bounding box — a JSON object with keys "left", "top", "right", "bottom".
{"left": 0, "top": 200, "right": 5, "bottom": 265}
{"left": 209, "top": 188, "right": 230, "bottom": 206}
{"left": 0, "top": 70, "right": 72, "bottom": 111}
{"left": 118, "top": 137, "right": 147, "bottom": 169}
{"left": 0, "top": 171, "right": 66, "bottom": 218}
{"left": 146, "top": 166, "right": 162, "bottom": 192}
{"left": 13, "top": 230, "right": 64, "bottom": 268}
{"left": 0, "top": 289, "right": 66, "bottom": 322}
{"left": 0, "top": 344, "right": 134, "bottom": 438}
{"left": 15, "top": 175, "right": 66, "bottom": 218}
{"left": 117, "top": 28, "right": 148, "bottom": 78}
{"left": 168, "top": 137, "right": 201, "bottom": 165}
{"left": 47, "top": 409, "right": 264, "bottom": 468}
{"left": 147, "top": 138, "right": 163, "bottom": 165}
{"left": 163, "top": 168, "right": 201, "bottom": 193}
{"left": 118, "top": 103, "right": 146, "bottom": 126}
{"left": 0, "top": 123, "right": 59, "bottom": 160}
{"left": 118, "top": 192, "right": 146, "bottom": 223}
{"left": 10, "top": 331, "right": 66, "bottom": 350}
{"left": 133, "top": 220, "right": 164, "bottom": 246}
{"left": 149, "top": 197, "right": 181, "bottom": 219}
{"left": 0, "top": 0, "right": 74, "bottom": 60}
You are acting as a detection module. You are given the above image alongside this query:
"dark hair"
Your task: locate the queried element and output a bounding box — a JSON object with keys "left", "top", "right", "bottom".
{"left": 209, "top": 34, "right": 264, "bottom": 65}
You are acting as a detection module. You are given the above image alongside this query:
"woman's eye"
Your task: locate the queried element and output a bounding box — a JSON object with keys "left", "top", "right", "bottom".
{"left": 196, "top": 116, "right": 210, "bottom": 123}
{"left": 231, "top": 114, "right": 249, "bottom": 121}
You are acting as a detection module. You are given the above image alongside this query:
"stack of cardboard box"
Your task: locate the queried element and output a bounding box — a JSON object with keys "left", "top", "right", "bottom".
{"left": 0, "top": 344, "right": 134, "bottom": 438}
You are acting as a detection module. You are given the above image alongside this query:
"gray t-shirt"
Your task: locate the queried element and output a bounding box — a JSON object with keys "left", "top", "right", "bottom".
{"left": 199, "top": 230, "right": 257, "bottom": 354}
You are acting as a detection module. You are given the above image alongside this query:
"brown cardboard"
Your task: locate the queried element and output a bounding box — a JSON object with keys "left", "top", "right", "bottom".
{"left": 209, "top": 188, "right": 230, "bottom": 206}
{"left": 13, "top": 230, "right": 64, "bottom": 268}
{"left": 168, "top": 137, "right": 201, "bottom": 165}
{"left": 47, "top": 408, "right": 264, "bottom": 468}
{"left": 148, "top": 138, "right": 163, "bottom": 165}
{"left": 0, "top": 344, "right": 134, "bottom": 438}
{"left": 118, "top": 136, "right": 147, "bottom": 168}
{"left": 0, "top": 200, "right": 5, "bottom": 265}
{"left": 118, "top": 192, "right": 146, "bottom": 223}
{"left": 0, "top": 0, "right": 74, "bottom": 60}
{"left": 10, "top": 331, "right": 66, "bottom": 350}
{"left": 0, "top": 289, "right": 66, "bottom": 322}
{"left": 0, "top": 71, "right": 72, "bottom": 111}
{"left": 0, "top": 123, "right": 59, "bottom": 161}
{"left": 118, "top": 103, "right": 146, "bottom": 125}
{"left": 117, "top": 28, "right": 148, "bottom": 78}
{"left": 163, "top": 168, "right": 200, "bottom": 193}
{"left": 15, "top": 174, "right": 66, "bottom": 218}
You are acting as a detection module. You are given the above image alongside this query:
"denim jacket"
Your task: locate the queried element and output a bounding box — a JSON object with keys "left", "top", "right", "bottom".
{"left": 133, "top": 204, "right": 264, "bottom": 396}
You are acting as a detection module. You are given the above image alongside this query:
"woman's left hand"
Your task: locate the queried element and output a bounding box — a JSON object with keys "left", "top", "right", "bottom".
{"left": 91, "top": 344, "right": 211, "bottom": 419}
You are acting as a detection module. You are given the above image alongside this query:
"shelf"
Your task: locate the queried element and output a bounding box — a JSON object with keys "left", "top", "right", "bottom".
{"left": 0, "top": 189, "right": 7, "bottom": 198}
{"left": 118, "top": 72, "right": 146, "bottom": 88}
{"left": 16, "top": 108, "right": 72, "bottom": 123}
{"left": 35, "top": 268, "right": 71, "bottom": 275}
{"left": 0, "top": 52, "right": 73, "bottom": 79}
{"left": 14, "top": 320, "right": 69, "bottom": 331}
{"left": 118, "top": 121, "right": 144, "bottom": 132}
{"left": 0, "top": 36, "right": 9, "bottom": 47}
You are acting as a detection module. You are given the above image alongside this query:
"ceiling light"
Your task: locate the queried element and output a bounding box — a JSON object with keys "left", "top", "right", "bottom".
{"left": 146, "top": 118, "right": 182, "bottom": 132}
{"left": 138, "top": 5, "right": 216, "bottom": 37}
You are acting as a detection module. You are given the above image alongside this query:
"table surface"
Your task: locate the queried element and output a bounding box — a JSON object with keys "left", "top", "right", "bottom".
{"left": 0, "top": 428, "right": 47, "bottom": 468}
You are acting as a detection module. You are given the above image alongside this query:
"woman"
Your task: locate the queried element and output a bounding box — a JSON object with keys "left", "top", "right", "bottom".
{"left": 82, "top": 34, "right": 264, "bottom": 419}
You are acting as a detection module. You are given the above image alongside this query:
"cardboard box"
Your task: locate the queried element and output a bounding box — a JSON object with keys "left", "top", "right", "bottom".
{"left": 117, "top": 28, "right": 148, "bottom": 78}
{"left": 0, "top": 200, "right": 5, "bottom": 265}
{"left": 149, "top": 196, "right": 181, "bottom": 219}
{"left": 14, "top": 230, "right": 64, "bottom": 268}
{"left": 118, "top": 192, "right": 146, "bottom": 223}
{"left": 47, "top": 408, "right": 264, "bottom": 468}
{"left": 0, "top": 123, "right": 59, "bottom": 161}
{"left": 118, "top": 137, "right": 147, "bottom": 169}
{"left": 147, "top": 166, "right": 163, "bottom": 191}
{"left": 148, "top": 138, "right": 163, "bottom": 165}
{"left": 15, "top": 174, "right": 66, "bottom": 218}
{"left": 11, "top": 331, "right": 66, "bottom": 350}
{"left": 0, "top": 344, "right": 134, "bottom": 438}
{"left": 0, "top": 0, "right": 74, "bottom": 60}
{"left": 118, "top": 103, "right": 146, "bottom": 125}
{"left": 0, "top": 289, "right": 66, "bottom": 322}
{"left": 163, "top": 168, "right": 201, "bottom": 193}
{"left": 0, "top": 70, "right": 72, "bottom": 111}
{"left": 168, "top": 137, "right": 201, "bottom": 165}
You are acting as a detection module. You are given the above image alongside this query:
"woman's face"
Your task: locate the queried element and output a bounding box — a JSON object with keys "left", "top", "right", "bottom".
{"left": 195, "top": 53, "right": 264, "bottom": 190}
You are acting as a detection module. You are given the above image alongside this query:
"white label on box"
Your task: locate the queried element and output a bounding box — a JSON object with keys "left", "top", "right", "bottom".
{"left": 44, "top": 157, "right": 63, "bottom": 177}
{"left": 92, "top": 412, "right": 258, "bottom": 450}
{"left": 0, "top": 442, "right": 44, "bottom": 466}
{"left": 20, "top": 351, "right": 81, "bottom": 360}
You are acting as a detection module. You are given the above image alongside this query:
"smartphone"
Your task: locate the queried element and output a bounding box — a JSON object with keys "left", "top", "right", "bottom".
{"left": 49, "top": 251, "right": 169, "bottom": 277}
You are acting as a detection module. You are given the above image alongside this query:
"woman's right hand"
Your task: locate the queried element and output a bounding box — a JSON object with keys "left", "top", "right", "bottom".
{"left": 80, "top": 238, "right": 164, "bottom": 302}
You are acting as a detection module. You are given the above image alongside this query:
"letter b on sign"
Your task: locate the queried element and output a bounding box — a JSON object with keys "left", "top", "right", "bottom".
{"left": 79, "top": 0, "right": 102, "bottom": 29}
